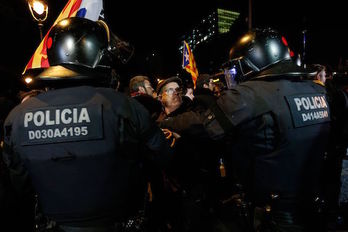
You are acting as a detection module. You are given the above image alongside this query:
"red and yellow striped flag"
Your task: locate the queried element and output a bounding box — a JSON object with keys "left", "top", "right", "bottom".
{"left": 182, "top": 41, "right": 199, "bottom": 88}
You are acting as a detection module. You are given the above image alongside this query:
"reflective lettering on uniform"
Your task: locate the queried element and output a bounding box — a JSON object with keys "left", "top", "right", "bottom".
{"left": 302, "top": 110, "right": 329, "bottom": 122}
{"left": 35, "top": 130, "right": 41, "bottom": 139}
{"left": 47, "top": 129, "right": 53, "bottom": 138}
{"left": 28, "top": 126, "right": 89, "bottom": 140}
{"left": 45, "top": 110, "right": 55, "bottom": 126}
{"left": 34, "top": 111, "right": 45, "bottom": 126}
{"left": 286, "top": 94, "right": 330, "bottom": 128}
{"left": 61, "top": 128, "right": 68, "bottom": 136}
{"left": 294, "top": 98, "right": 302, "bottom": 111}
{"left": 308, "top": 97, "right": 315, "bottom": 109}
{"left": 61, "top": 109, "right": 72, "bottom": 124}
{"left": 73, "top": 108, "right": 78, "bottom": 123}
{"left": 24, "top": 107, "right": 91, "bottom": 127}
{"left": 321, "top": 96, "right": 328, "bottom": 108}
{"left": 24, "top": 113, "right": 33, "bottom": 127}
{"left": 54, "top": 128, "right": 61, "bottom": 137}
{"left": 22, "top": 105, "right": 101, "bottom": 145}
{"left": 28, "top": 131, "right": 35, "bottom": 139}
{"left": 78, "top": 108, "right": 91, "bottom": 123}
{"left": 56, "top": 110, "right": 60, "bottom": 125}
{"left": 302, "top": 113, "right": 308, "bottom": 122}
{"left": 301, "top": 97, "right": 310, "bottom": 110}
{"left": 293, "top": 96, "right": 328, "bottom": 111}
{"left": 313, "top": 97, "right": 320, "bottom": 108}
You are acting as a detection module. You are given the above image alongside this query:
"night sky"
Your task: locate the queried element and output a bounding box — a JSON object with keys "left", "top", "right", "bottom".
{"left": 0, "top": 0, "right": 346, "bottom": 88}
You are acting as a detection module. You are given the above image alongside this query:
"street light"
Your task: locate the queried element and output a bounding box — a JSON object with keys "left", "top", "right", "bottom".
{"left": 28, "top": 0, "right": 48, "bottom": 40}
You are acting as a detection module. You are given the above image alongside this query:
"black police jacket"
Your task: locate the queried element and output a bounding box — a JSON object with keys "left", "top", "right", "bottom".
{"left": 2, "top": 86, "right": 171, "bottom": 225}
{"left": 211, "top": 78, "right": 331, "bottom": 211}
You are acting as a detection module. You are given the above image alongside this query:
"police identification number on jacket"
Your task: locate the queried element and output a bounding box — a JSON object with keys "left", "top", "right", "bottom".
{"left": 20, "top": 104, "right": 104, "bottom": 145}
{"left": 285, "top": 93, "right": 330, "bottom": 128}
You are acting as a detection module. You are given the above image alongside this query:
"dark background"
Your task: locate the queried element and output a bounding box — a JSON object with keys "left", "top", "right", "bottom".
{"left": 0, "top": 0, "right": 347, "bottom": 90}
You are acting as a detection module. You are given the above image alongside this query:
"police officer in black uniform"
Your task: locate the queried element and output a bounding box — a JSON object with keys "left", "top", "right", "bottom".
{"left": 206, "top": 28, "right": 331, "bottom": 231}
{"left": 2, "top": 17, "right": 172, "bottom": 232}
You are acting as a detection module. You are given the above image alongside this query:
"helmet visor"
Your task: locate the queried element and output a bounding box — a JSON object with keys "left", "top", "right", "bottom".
{"left": 224, "top": 64, "right": 239, "bottom": 89}
{"left": 223, "top": 58, "right": 255, "bottom": 88}
{"left": 109, "top": 32, "right": 134, "bottom": 64}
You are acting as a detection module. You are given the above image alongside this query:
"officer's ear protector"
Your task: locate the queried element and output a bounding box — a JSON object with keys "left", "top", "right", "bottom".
{"left": 98, "top": 20, "right": 135, "bottom": 65}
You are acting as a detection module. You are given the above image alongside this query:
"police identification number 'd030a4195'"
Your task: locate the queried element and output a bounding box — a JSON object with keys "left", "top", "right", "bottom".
{"left": 21, "top": 104, "right": 103, "bottom": 145}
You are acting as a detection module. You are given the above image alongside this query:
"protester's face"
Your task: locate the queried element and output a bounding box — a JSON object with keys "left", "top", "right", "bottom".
{"left": 160, "top": 82, "right": 182, "bottom": 111}
{"left": 317, "top": 70, "right": 327, "bottom": 84}
{"left": 143, "top": 80, "right": 154, "bottom": 96}
{"left": 208, "top": 79, "right": 216, "bottom": 91}
{"left": 185, "top": 88, "right": 194, "bottom": 100}
{"left": 203, "top": 79, "right": 216, "bottom": 92}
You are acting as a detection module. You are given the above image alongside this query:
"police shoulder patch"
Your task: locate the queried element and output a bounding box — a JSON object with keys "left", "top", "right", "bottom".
{"left": 20, "top": 104, "right": 104, "bottom": 145}
{"left": 285, "top": 93, "right": 330, "bottom": 128}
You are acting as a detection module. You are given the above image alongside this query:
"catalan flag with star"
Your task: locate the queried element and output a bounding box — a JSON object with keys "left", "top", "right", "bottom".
{"left": 23, "top": 0, "right": 104, "bottom": 75}
{"left": 182, "top": 40, "right": 199, "bottom": 88}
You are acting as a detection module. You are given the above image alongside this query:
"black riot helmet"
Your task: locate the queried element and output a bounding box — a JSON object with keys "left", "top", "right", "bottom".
{"left": 47, "top": 17, "right": 111, "bottom": 69}
{"left": 29, "top": 17, "right": 134, "bottom": 88}
{"left": 223, "top": 28, "right": 292, "bottom": 87}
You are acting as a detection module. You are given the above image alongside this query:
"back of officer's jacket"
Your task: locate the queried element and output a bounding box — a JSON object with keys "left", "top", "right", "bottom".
{"left": 215, "top": 79, "right": 331, "bottom": 208}
{"left": 2, "top": 86, "right": 170, "bottom": 223}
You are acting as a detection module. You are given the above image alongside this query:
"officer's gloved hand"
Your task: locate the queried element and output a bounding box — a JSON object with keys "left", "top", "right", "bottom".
{"left": 161, "top": 128, "right": 180, "bottom": 148}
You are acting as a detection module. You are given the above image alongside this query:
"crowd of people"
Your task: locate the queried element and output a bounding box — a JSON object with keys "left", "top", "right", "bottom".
{"left": 1, "top": 17, "right": 348, "bottom": 232}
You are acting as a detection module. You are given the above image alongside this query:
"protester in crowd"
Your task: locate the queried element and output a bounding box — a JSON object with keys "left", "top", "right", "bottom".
{"left": 156, "top": 73, "right": 233, "bottom": 232}
{"left": 312, "top": 64, "right": 328, "bottom": 86}
{"left": 196, "top": 73, "right": 216, "bottom": 93}
{"left": 129, "top": 75, "right": 155, "bottom": 98}
{"left": 128, "top": 75, "right": 162, "bottom": 120}
{"left": 179, "top": 70, "right": 196, "bottom": 101}
{"left": 184, "top": 87, "right": 194, "bottom": 100}
{"left": 156, "top": 76, "right": 193, "bottom": 122}
{"left": 193, "top": 74, "right": 217, "bottom": 107}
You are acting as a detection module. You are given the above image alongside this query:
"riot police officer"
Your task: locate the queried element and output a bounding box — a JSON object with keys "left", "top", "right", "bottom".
{"left": 2, "top": 17, "right": 172, "bottom": 232}
{"left": 209, "top": 28, "right": 331, "bottom": 231}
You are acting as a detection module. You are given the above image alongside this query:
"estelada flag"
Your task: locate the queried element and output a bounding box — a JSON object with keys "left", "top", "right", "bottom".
{"left": 182, "top": 40, "right": 199, "bottom": 89}
{"left": 23, "top": 0, "right": 104, "bottom": 75}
